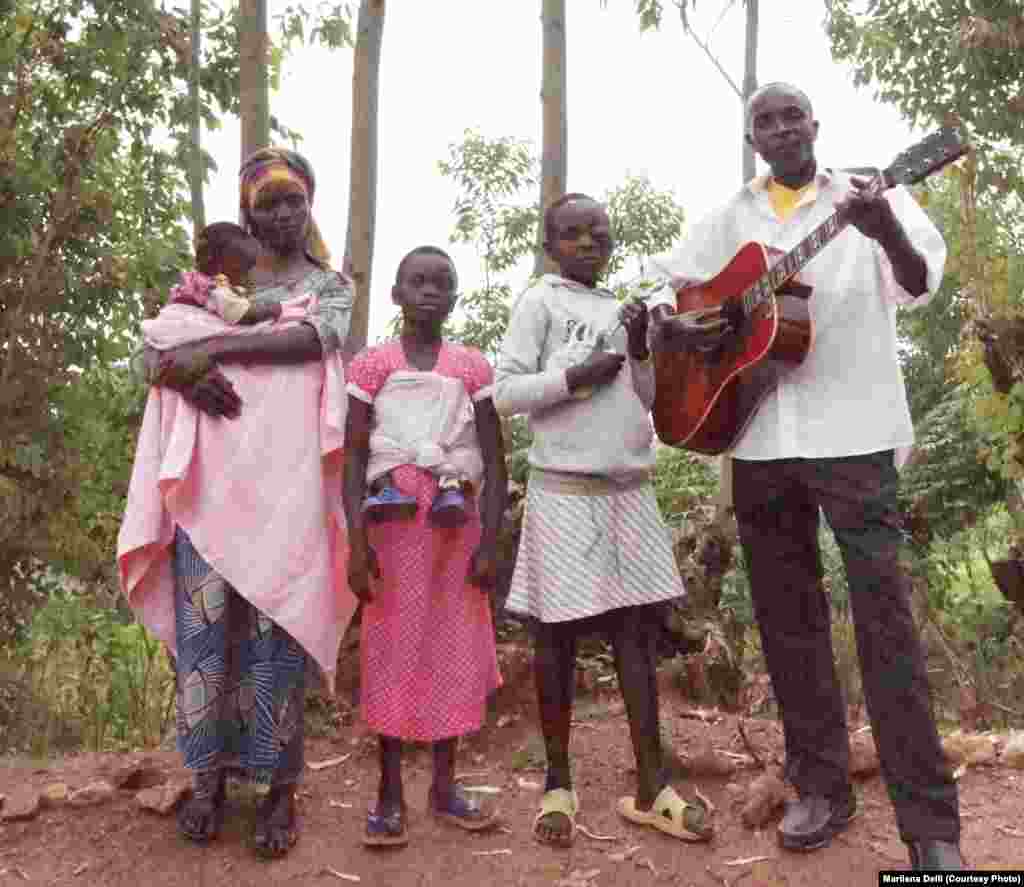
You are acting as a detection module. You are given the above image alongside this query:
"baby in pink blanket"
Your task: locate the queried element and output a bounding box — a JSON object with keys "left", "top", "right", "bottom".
{"left": 169, "top": 222, "right": 281, "bottom": 326}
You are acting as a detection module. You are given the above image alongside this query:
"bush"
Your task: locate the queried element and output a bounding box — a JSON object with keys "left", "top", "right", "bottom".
{"left": 10, "top": 584, "right": 174, "bottom": 755}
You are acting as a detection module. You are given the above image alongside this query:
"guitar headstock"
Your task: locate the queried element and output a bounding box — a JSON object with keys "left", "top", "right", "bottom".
{"left": 884, "top": 127, "right": 970, "bottom": 188}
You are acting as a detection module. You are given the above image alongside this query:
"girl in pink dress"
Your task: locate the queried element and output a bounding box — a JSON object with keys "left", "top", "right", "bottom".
{"left": 342, "top": 246, "right": 507, "bottom": 847}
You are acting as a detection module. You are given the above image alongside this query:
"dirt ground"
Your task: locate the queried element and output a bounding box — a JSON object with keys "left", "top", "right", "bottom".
{"left": 1, "top": 655, "right": 1021, "bottom": 887}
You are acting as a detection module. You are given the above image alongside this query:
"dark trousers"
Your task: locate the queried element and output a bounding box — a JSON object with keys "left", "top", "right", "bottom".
{"left": 732, "top": 451, "right": 959, "bottom": 843}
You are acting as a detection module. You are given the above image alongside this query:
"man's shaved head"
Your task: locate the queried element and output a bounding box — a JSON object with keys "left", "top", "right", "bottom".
{"left": 744, "top": 82, "right": 813, "bottom": 135}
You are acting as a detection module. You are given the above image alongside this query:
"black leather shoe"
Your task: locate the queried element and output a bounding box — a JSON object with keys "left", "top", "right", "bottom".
{"left": 907, "top": 840, "right": 964, "bottom": 871}
{"left": 778, "top": 793, "right": 857, "bottom": 851}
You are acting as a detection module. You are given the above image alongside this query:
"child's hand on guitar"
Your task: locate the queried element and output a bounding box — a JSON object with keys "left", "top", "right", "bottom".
{"left": 836, "top": 177, "right": 901, "bottom": 244}
{"left": 566, "top": 351, "right": 626, "bottom": 393}
{"left": 620, "top": 299, "right": 650, "bottom": 360}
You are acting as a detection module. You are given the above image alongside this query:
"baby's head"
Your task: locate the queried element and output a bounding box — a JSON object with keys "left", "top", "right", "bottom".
{"left": 195, "top": 222, "right": 263, "bottom": 285}
{"left": 543, "top": 193, "right": 613, "bottom": 288}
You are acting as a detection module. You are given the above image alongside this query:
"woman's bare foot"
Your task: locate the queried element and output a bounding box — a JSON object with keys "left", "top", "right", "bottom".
{"left": 252, "top": 785, "right": 299, "bottom": 858}
{"left": 178, "top": 771, "right": 226, "bottom": 843}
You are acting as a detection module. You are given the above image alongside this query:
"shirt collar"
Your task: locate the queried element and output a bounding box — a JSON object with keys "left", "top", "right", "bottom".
{"left": 745, "top": 168, "right": 836, "bottom": 195}
{"left": 542, "top": 273, "right": 617, "bottom": 299}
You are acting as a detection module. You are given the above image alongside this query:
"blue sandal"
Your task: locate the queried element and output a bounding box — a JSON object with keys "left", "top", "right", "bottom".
{"left": 428, "top": 487, "right": 469, "bottom": 527}
{"left": 363, "top": 807, "right": 409, "bottom": 847}
{"left": 362, "top": 486, "right": 418, "bottom": 523}
{"left": 429, "top": 786, "right": 499, "bottom": 832}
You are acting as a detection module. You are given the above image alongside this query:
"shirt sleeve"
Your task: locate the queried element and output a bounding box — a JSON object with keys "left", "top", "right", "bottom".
{"left": 643, "top": 210, "right": 729, "bottom": 312}
{"left": 462, "top": 348, "right": 496, "bottom": 402}
{"left": 492, "top": 283, "right": 571, "bottom": 418}
{"left": 345, "top": 346, "right": 387, "bottom": 403}
{"left": 306, "top": 270, "right": 355, "bottom": 353}
{"left": 877, "top": 185, "right": 947, "bottom": 309}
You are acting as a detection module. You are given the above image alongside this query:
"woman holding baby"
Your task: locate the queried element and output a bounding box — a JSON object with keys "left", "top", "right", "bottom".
{"left": 118, "top": 147, "right": 355, "bottom": 858}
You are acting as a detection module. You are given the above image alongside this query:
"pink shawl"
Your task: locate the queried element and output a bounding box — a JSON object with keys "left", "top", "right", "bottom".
{"left": 117, "top": 298, "right": 355, "bottom": 688}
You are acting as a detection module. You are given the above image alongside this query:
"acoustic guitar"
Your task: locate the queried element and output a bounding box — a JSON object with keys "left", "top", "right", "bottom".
{"left": 651, "top": 127, "right": 969, "bottom": 455}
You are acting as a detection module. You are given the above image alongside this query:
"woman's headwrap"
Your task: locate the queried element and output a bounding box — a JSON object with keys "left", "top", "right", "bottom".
{"left": 239, "top": 146, "right": 331, "bottom": 266}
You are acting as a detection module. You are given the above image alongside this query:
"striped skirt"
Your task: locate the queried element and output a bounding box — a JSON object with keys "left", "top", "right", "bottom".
{"left": 504, "top": 470, "right": 685, "bottom": 623}
{"left": 173, "top": 527, "right": 306, "bottom": 789}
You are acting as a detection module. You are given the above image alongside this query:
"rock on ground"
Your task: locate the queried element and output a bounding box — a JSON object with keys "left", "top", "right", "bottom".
{"left": 1004, "top": 731, "right": 1024, "bottom": 769}
{"left": 1, "top": 787, "right": 41, "bottom": 822}
{"left": 741, "top": 769, "right": 788, "bottom": 828}
{"left": 136, "top": 780, "right": 192, "bottom": 815}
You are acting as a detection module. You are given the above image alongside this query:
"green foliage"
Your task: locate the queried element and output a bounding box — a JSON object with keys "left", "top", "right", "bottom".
{"left": 12, "top": 582, "right": 174, "bottom": 754}
{"left": 436, "top": 130, "right": 686, "bottom": 361}
{"left": 901, "top": 390, "right": 1008, "bottom": 539}
{"left": 277, "top": 2, "right": 355, "bottom": 51}
{"left": 651, "top": 448, "right": 717, "bottom": 526}
{"left": 1, "top": 0, "right": 204, "bottom": 602}
{"left": 826, "top": 0, "right": 1024, "bottom": 198}
{"left": 604, "top": 175, "right": 686, "bottom": 282}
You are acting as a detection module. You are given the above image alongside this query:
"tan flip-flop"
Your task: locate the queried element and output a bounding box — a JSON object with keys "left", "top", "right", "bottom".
{"left": 533, "top": 788, "right": 579, "bottom": 847}
{"left": 617, "top": 785, "right": 714, "bottom": 842}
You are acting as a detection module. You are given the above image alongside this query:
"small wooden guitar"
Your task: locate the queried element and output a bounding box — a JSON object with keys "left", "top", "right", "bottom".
{"left": 651, "top": 127, "right": 969, "bottom": 455}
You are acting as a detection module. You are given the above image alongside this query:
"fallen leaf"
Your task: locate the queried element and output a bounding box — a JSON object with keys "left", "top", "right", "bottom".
{"left": 694, "top": 785, "right": 716, "bottom": 814}
{"left": 329, "top": 800, "right": 353, "bottom": 809}
{"left": 307, "top": 753, "right": 352, "bottom": 771}
{"left": 576, "top": 823, "right": 618, "bottom": 841}
{"left": 635, "top": 856, "right": 659, "bottom": 876}
{"left": 322, "top": 868, "right": 361, "bottom": 882}
{"left": 73, "top": 863, "right": 89, "bottom": 877}
{"left": 724, "top": 855, "right": 773, "bottom": 866}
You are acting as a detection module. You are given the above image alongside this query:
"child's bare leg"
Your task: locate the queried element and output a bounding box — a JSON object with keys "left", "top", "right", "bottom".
{"left": 377, "top": 736, "right": 404, "bottom": 814}
{"left": 609, "top": 605, "right": 665, "bottom": 810}
{"left": 430, "top": 738, "right": 457, "bottom": 803}
{"left": 534, "top": 620, "right": 578, "bottom": 842}
{"left": 430, "top": 738, "right": 497, "bottom": 829}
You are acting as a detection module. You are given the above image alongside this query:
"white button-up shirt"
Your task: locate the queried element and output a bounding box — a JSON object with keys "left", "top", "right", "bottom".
{"left": 646, "top": 170, "right": 946, "bottom": 461}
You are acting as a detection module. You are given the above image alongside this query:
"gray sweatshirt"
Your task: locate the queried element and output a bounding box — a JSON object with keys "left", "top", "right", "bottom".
{"left": 493, "top": 274, "right": 656, "bottom": 482}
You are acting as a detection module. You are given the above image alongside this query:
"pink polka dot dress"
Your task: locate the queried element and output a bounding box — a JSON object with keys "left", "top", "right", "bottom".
{"left": 346, "top": 340, "right": 502, "bottom": 741}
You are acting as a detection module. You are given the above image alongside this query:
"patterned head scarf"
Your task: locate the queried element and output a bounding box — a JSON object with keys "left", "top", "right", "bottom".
{"left": 238, "top": 146, "right": 331, "bottom": 266}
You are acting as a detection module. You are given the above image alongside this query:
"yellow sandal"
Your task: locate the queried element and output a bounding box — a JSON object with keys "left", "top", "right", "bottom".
{"left": 617, "top": 785, "right": 714, "bottom": 843}
{"left": 533, "top": 788, "right": 579, "bottom": 847}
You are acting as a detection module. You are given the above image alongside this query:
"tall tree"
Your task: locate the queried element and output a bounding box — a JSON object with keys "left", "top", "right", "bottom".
{"left": 239, "top": 0, "right": 270, "bottom": 162}
{"left": 739, "top": 0, "right": 758, "bottom": 182}
{"left": 534, "top": 0, "right": 567, "bottom": 277}
{"left": 188, "top": 0, "right": 206, "bottom": 233}
{"left": 827, "top": 1, "right": 1024, "bottom": 609}
{"left": 343, "top": 0, "right": 386, "bottom": 355}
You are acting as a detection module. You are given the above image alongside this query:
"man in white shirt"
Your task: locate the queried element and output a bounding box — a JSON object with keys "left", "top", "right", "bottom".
{"left": 648, "top": 83, "right": 962, "bottom": 872}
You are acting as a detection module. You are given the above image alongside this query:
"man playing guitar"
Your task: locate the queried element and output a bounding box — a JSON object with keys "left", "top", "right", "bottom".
{"left": 648, "top": 82, "right": 963, "bottom": 872}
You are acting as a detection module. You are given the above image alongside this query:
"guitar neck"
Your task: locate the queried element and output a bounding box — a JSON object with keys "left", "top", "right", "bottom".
{"left": 742, "top": 212, "right": 847, "bottom": 314}
{"left": 742, "top": 173, "right": 882, "bottom": 315}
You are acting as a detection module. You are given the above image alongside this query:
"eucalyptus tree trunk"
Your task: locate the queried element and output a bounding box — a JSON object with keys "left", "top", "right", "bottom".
{"left": 239, "top": 0, "right": 270, "bottom": 164}
{"left": 188, "top": 0, "right": 205, "bottom": 234}
{"left": 343, "top": 0, "right": 385, "bottom": 355}
{"left": 534, "top": 0, "right": 567, "bottom": 277}
{"left": 740, "top": 0, "right": 758, "bottom": 183}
